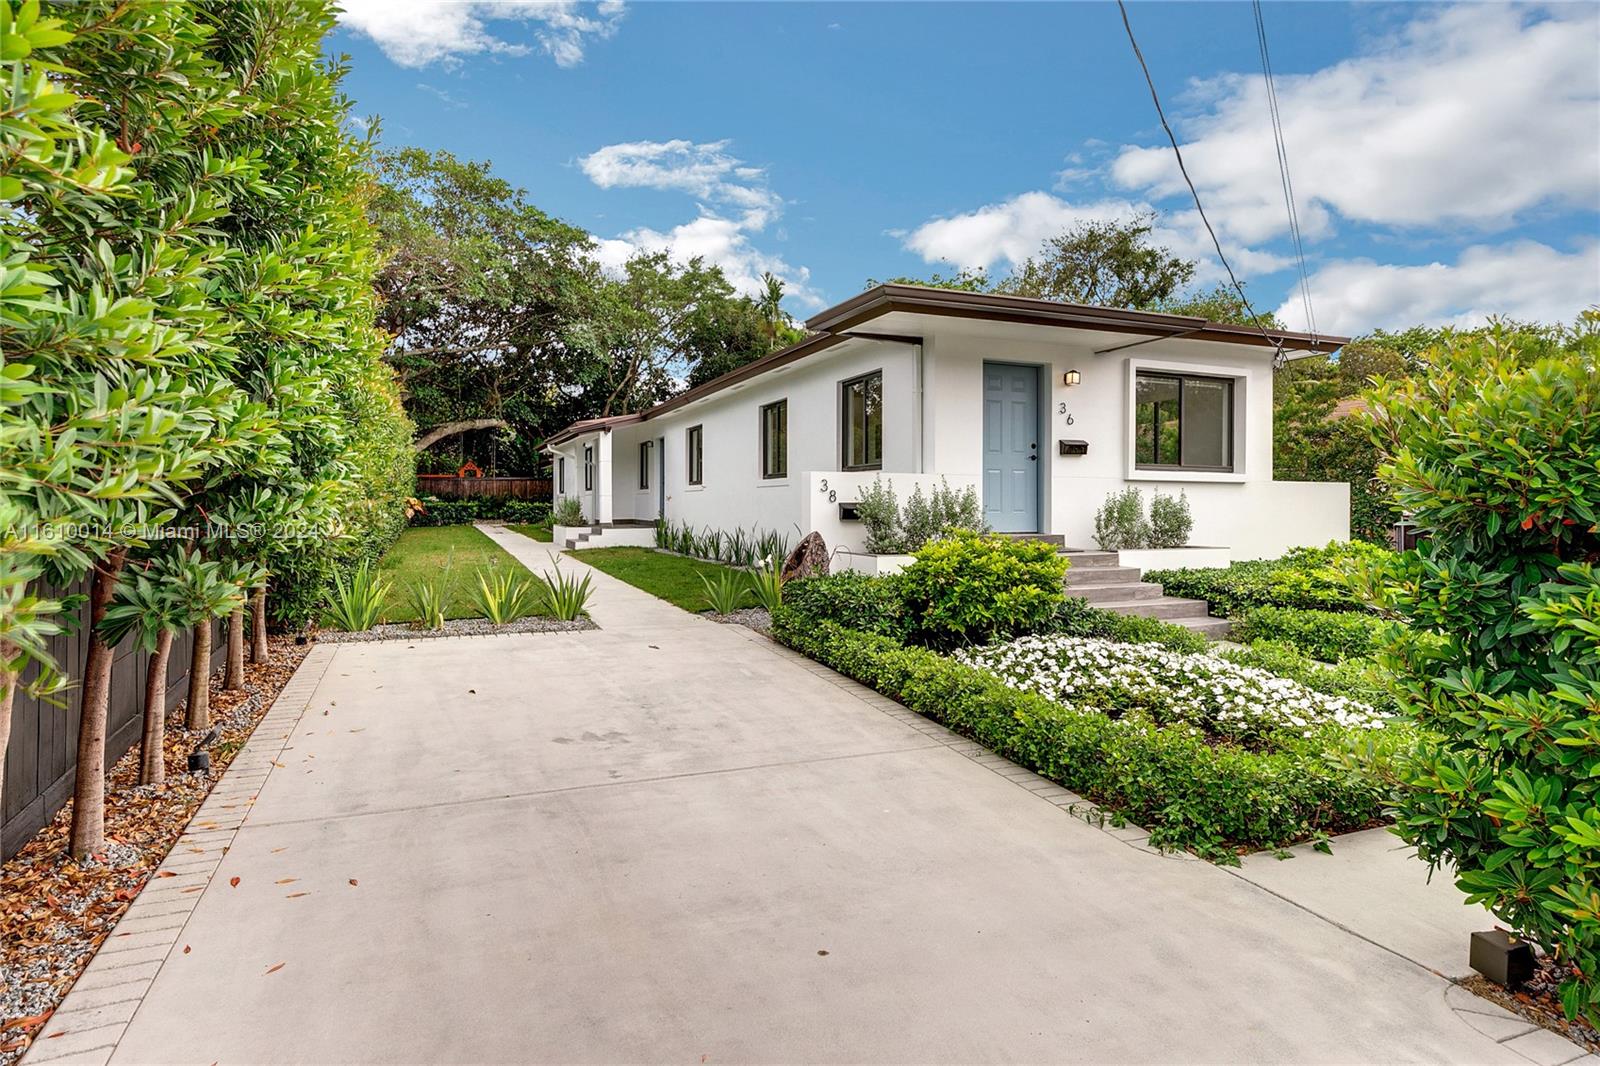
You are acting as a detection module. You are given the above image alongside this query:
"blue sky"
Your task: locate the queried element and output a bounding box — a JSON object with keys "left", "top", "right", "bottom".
{"left": 331, "top": 1, "right": 1600, "bottom": 336}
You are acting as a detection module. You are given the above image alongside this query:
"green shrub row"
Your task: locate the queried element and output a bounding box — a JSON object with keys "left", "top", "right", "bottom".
{"left": 1218, "top": 639, "right": 1398, "bottom": 716}
{"left": 1146, "top": 541, "right": 1393, "bottom": 616}
{"left": 1230, "top": 604, "right": 1386, "bottom": 661}
{"left": 1041, "top": 597, "right": 1211, "bottom": 654}
{"left": 409, "top": 496, "right": 553, "bottom": 527}
{"left": 769, "top": 611, "right": 1401, "bottom": 863}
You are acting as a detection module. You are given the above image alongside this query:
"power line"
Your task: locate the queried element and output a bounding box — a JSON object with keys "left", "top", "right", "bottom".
{"left": 1114, "top": 0, "right": 1285, "bottom": 361}
{"left": 1253, "top": 0, "right": 1318, "bottom": 345}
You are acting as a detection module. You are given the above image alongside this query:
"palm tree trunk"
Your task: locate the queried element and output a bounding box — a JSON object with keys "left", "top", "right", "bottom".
{"left": 141, "top": 628, "right": 173, "bottom": 787}
{"left": 69, "top": 547, "right": 128, "bottom": 860}
{"left": 225, "top": 607, "right": 245, "bottom": 691}
{"left": 250, "top": 585, "right": 269, "bottom": 663}
{"left": 187, "top": 618, "right": 212, "bottom": 731}
{"left": 0, "top": 639, "right": 17, "bottom": 824}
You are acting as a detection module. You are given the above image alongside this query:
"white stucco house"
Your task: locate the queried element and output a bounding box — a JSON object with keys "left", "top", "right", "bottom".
{"left": 543, "top": 284, "right": 1351, "bottom": 563}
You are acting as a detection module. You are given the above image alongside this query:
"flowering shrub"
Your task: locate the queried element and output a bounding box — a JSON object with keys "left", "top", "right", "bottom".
{"left": 956, "top": 635, "right": 1385, "bottom": 742}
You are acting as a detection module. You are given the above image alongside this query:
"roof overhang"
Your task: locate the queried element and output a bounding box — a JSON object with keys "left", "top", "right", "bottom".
{"left": 543, "top": 283, "right": 1348, "bottom": 445}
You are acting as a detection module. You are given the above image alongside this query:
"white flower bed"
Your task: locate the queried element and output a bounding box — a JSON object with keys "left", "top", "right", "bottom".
{"left": 955, "top": 635, "right": 1385, "bottom": 740}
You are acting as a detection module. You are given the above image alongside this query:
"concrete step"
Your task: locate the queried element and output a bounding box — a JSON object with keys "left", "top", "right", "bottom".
{"left": 1000, "top": 532, "right": 1066, "bottom": 547}
{"left": 1065, "top": 565, "right": 1144, "bottom": 587}
{"left": 1092, "top": 597, "right": 1212, "bottom": 620}
{"left": 1061, "top": 550, "right": 1121, "bottom": 568}
{"left": 1167, "top": 616, "right": 1234, "bottom": 639}
{"left": 1074, "top": 582, "right": 1164, "bottom": 604}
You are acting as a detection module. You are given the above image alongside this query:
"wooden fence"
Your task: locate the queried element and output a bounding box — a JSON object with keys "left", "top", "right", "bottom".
{"left": 2, "top": 578, "right": 226, "bottom": 860}
{"left": 416, "top": 475, "right": 552, "bottom": 501}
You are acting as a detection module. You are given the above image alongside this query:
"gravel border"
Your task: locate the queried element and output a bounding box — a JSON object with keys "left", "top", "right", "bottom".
{"left": 317, "top": 616, "right": 596, "bottom": 643}
{"left": 707, "top": 607, "right": 770, "bottom": 634}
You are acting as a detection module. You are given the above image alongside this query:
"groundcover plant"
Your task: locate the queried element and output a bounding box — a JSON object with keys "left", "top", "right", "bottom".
{"left": 956, "top": 635, "right": 1387, "bottom": 743}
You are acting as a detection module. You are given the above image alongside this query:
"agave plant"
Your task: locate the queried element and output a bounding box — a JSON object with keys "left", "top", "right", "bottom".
{"left": 539, "top": 563, "right": 594, "bottom": 621}
{"left": 405, "top": 578, "right": 449, "bottom": 630}
{"left": 747, "top": 555, "right": 784, "bottom": 612}
{"left": 470, "top": 566, "right": 542, "bottom": 624}
{"left": 699, "top": 568, "right": 749, "bottom": 614}
{"left": 757, "top": 529, "right": 789, "bottom": 563}
{"left": 726, "top": 527, "right": 752, "bottom": 567}
{"left": 322, "top": 560, "right": 390, "bottom": 632}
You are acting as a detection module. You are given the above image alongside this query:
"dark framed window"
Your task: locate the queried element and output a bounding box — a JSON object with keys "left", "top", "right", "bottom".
{"left": 760, "top": 400, "right": 788, "bottom": 479}
{"left": 557, "top": 457, "right": 566, "bottom": 493}
{"left": 1134, "top": 371, "right": 1234, "bottom": 472}
{"left": 840, "top": 370, "right": 883, "bottom": 471}
{"left": 639, "top": 440, "right": 653, "bottom": 490}
{"left": 583, "top": 444, "right": 594, "bottom": 490}
{"left": 686, "top": 425, "right": 703, "bottom": 485}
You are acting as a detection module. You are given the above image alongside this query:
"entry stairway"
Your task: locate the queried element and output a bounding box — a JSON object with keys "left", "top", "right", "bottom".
{"left": 1061, "top": 549, "right": 1232, "bottom": 639}
{"left": 1001, "top": 535, "right": 1231, "bottom": 640}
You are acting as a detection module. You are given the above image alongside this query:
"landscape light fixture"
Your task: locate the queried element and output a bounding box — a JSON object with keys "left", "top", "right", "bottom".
{"left": 1062, "top": 369, "right": 1082, "bottom": 387}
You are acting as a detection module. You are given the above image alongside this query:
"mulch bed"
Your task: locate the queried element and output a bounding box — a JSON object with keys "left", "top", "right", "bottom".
{"left": 1461, "top": 956, "right": 1600, "bottom": 1053}
{"left": 0, "top": 637, "right": 309, "bottom": 1065}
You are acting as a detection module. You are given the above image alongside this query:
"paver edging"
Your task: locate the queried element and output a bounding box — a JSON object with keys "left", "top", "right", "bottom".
{"left": 19, "top": 645, "right": 337, "bottom": 1066}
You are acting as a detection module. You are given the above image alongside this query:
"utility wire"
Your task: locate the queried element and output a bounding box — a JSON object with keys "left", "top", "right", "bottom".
{"left": 1114, "top": 0, "right": 1286, "bottom": 361}
{"left": 1253, "top": 0, "right": 1318, "bottom": 345}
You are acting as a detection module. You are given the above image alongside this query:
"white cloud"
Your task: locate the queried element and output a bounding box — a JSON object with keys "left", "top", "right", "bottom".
{"left": 1110, "top": 5, "right": 1600, "bottom": 242}
{"left": 580, "top": 139, "right": 821, "bottom": 308}
{"left": 1277, "top": 240, "right": 1600, "bottom": 335}
{"left": 578, "top": 139, "right": 782, "bottom": 226}
{"left": 338, "top": 0, "right": 624, "bottom": 69}
{"left": 416, "top": 83, "right": 467, "bottom": 109}
{"left": 901, "top": 190, "right": 1289, "bottom": 284}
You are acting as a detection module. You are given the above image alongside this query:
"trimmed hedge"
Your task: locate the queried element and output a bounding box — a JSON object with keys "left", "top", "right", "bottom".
{"left": 781, "top": 571, "right": 914, "bottom": 642}
{"left": 409, "top": 496, "right": 552, "bottom": 527}
{"left": 1146, "top": 541, "right": 1393, "bottom": 617}
{"left": 1230, "top": 605, "right": 1385, "bottom": 662}
{"left": 1043, "top": 597, "right": 1210, "bottom": 654}
{"left": 770, "top": 609, "right": 1403, "bottom": 863}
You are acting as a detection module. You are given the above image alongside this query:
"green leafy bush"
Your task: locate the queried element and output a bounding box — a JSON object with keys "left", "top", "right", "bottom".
{"left": 1231, "top": 605, "right": 1385, "bottom": 662}
{"left": 1361, "top": 321, "right": 1600, "bottom": 1025}
{"left": 1043, "top": 597, "right": 1210, "bottom": 654}
{"left": 769, "top": 611, "right": 1404, "bottom": 863}
{"left": 855, "top": 477, "right": 984, "bottom": 554}
{"left": 552, "top": 497, "right": 586, "bottom": 526}
{"left": 1147, "top": 491, "right": 1193, "bottom": 549}
{"left": 410, "top": 497, "right": 552, "bottom": 527}
{"left": 1147, "top": 541, "right": 1392, "bottom": 617}
{"left": 1218, "top": 639, "right": 1397, "bottom": 716}
{"left": 1093, "top": 487, "right": 1148, "bottom": 551}
{"left": 780, "top": 572, "right": 913, "bottom": 642}
{"left": 898, "top": 531, "right": 1068, "bottom": 647}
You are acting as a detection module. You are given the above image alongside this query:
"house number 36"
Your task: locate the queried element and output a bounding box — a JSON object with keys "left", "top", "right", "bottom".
{"left": 1057, "top": 402, "right": 1075, "bottom": 426}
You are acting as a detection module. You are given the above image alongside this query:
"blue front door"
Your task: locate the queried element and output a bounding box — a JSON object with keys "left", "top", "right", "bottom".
{"left": 982, "top": 362, "right": 1040, "bottom": 532}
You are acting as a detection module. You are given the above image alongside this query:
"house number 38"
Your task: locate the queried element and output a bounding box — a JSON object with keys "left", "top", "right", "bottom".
{"left": 818, "top": 478, "right": 836, "bottom": 503}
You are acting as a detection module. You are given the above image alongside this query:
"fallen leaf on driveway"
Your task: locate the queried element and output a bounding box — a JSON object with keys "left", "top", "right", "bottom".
{"left": 265, "top": 963, "right": 284, "bottom": 975}
{"left": 183, "top": 945, "right": 191, "bottom": 954}
{"left": 348, "top": 879, "right": 358, "bottom": 886}
{"left": 285, "top": 892, "right": 309, "bottom": 899}
{"left": 229, "top": 877, "right": 240, "bottom": 888}
{"left": 276, "top": 878, "right": 298, "bottom": 885}
{"left": 157, "top": 871, "right": 176, "bottom": 879}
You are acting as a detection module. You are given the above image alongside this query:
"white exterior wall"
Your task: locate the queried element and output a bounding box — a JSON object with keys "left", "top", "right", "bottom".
{"left": 608, "top": 339, "right": 918, "bottom": 543}
{"left": 919, "top": 325, "right": 1347, "bottom": 558}
{"left": 549, "top": 318, "right": 1349, "bottom": 559}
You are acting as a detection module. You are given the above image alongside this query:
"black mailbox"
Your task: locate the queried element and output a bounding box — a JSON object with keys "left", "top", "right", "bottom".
{"left": 1058, "top": 439, "right": 1089, "bottom": 456}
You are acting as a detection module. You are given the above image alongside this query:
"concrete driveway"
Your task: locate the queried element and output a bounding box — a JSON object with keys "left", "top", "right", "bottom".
{"left": 25, "top": 530, "right": 1588, "bottom": 1064}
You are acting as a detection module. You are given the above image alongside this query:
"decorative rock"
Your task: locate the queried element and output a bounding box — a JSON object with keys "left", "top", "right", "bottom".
{"left": 781, "top": 532, "right": 829, "bottom": 582}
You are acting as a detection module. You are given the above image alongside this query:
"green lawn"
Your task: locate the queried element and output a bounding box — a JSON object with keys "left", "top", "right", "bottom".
{"left": 508, "top": 521, "right": 553, "bottom": 542}
{"left": 378, "top": 525, "right": 547, "bottom": 621}
{"left": 573, "top": 547, "right": 740, "bottom": 612}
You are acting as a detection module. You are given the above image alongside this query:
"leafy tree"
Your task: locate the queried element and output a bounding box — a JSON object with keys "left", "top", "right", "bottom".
{"left": 994, "top": 214, "right": 1194, "bottom": 308}
{"left": 1157, "top": 284, "right": 1280, "bottom": 329}
{"left": 866, "top": 267, "right": 994, "bottom": 293}
{"left": 1358, "top": 315, "right": 1600, "bottom": 1026}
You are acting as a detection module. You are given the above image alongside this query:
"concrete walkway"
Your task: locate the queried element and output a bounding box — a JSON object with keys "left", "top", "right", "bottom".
{"left": 25, "top": 527, "right": 1595, "bottom": 1064}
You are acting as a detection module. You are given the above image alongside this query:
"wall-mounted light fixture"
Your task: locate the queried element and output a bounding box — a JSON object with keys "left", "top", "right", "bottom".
{"left": 1062, "top": 369, "right": 1082, "bottom": 387}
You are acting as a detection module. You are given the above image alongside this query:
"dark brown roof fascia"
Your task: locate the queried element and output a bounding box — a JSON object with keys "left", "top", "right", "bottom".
{"left": 544, "top": 413, "right": 643, "bottom": 449}
{"left": 808, "top": 284, "right": 1347, "bottom": 354}
{"left": 640, "top": 330, "right": 851, "bottom": 422}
